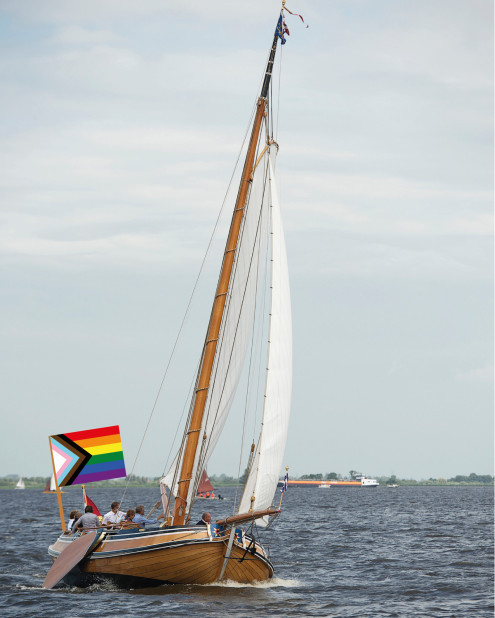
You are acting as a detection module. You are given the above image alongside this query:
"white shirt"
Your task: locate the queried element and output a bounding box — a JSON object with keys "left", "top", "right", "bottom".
{"left": 102, "top": 509, "right": 125, "bottom": 525}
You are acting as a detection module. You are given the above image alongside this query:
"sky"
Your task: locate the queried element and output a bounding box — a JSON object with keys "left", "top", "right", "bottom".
{"left": 1, "top": 0, "right": 493, "bottom": 481}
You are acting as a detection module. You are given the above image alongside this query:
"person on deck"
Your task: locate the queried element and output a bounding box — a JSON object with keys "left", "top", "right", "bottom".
{"left": 102, "top": 501, "right": 125, "bottom": 526}
{"left": 133, "top": 505, "right": 165, "bottom": 527}
{"left": 70, "top": 510, "right": 83, "bottom": 531}
{"left": 67, "top": 510, "right": 79, "bottom": 532}
{"left": 72, "top": 505, "right": 100, "bottom": 534}
{"left": 196, "top": 512, "right": 211, "bottom": 526}
{"left": 125, "top": 509, "right": 136, "bottom": 522}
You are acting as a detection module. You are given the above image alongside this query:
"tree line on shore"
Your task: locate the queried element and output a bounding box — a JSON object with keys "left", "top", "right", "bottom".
{"left": 0, "top": 471, "right": 493, "bottom": 489}
{"left": 0, "top": 474, "right": 153, "bottom": 489}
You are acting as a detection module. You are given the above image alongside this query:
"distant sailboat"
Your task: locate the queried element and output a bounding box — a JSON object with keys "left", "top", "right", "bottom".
{"left": 196, "top": 470, "right": 219, "bottom": 499}
{"left": 15, "top": 477, "right": 25, "bottom": 490}
{"left": 43, "top": 474, "right": 64, "bottom": 494}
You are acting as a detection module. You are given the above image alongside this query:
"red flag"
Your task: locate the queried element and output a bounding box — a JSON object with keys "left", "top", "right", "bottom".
{"left": 84, "top": 492, "right": 101, "bottom": 517}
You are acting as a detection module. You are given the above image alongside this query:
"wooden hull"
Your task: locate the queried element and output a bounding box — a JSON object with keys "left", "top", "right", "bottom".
{"left": 48, "top": 525, "right": 273, "bottom": 588}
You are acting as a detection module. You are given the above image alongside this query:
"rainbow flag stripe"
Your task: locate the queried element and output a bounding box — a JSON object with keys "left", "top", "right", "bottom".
{"left": 49, "top": 425, "right": 126, "bottom": 487}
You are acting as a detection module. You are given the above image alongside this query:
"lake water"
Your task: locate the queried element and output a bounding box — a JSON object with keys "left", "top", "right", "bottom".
{"left": 0, "top": 485, "right": 493, "bottom": 616}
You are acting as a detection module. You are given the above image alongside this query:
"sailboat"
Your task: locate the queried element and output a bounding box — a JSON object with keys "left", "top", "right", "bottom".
{"left": 46, "top": 3, "right": 293, "bottom": 588}
{"left": 15, "top": 477, "right": 25, "bottom": 490}
{"left": 196, "top": 470, "right": 219, "bottom": 499}
{"left": 43, "top": 474, "right": 65, "bottom": 494}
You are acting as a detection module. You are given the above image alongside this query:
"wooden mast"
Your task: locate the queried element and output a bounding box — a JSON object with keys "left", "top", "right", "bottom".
{"left": 48, "top": 436, "right": 66, "bottom": 531}
{"left": 172, "top": 11, "right": 284, "bottom": 525}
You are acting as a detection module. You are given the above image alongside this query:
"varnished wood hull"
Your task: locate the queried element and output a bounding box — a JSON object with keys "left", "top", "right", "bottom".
{"left": 48, "top": 525, "right": 273, "bottom": 588}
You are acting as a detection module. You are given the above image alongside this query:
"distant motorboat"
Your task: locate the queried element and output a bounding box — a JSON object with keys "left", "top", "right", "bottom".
{"left": 15, "top": 477, "right": 25, "bottom": 490}
{"left": 318, "top": 483, "right": 331, "bottom": 489}
{"left": 387, "top": 484, "right": 399, "bottom": 488}
{"left": 351, "top": 474, "right": 379, "bottom": 488}
{"left": 360, "top": 477, "right": 379, "bottom": 487}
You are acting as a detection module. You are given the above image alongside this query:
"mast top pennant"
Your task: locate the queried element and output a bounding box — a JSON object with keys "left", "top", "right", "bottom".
{"left": 284, "top": 6, "right": 309, "bottom": 28}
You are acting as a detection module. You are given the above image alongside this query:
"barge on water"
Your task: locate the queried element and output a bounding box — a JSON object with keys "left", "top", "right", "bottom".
{"left": 281, "top": 478, "right": 379, "bottom": 488}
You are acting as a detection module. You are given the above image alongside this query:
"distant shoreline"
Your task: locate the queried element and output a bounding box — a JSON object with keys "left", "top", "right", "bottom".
{"left": 2, "top": 472, "right": 492, "bottom": 490}
{"left": 1, "top": 481, "right": 493, "bottom": 489}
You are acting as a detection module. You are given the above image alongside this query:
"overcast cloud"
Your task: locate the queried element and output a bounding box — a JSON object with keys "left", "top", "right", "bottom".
{"left": 0, "top": 0, "right": 492, "bottom": 481}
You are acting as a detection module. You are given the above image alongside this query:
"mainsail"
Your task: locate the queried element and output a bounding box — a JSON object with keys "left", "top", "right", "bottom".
{"left": 238, "top": 152, "right": 292, "bottom": 519}
{"left": 163, "top": 144, "right": 291, "bottom": 522}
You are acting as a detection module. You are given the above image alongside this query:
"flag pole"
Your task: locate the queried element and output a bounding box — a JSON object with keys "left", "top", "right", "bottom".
{"left": 278, "top": 466, "right": 289, "bottom": 509}
{"left": 81, "top": 484, "right": 87, "bottom": 508}
{"left": 48, "top": 436, "right": 66, "bottom": 532}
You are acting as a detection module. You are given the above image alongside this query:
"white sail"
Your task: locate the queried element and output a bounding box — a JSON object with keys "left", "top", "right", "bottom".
{"left": 16, "top": 477, "right": 25, "bottom": 489}
{"left": 238, "top": 151, "right": 292, "bottom": 521}
{"left": 162, "top": 146, "right": 272, "bottom": 509}
{"left": 50, "top": 474, "right": 56, "bottom": 492}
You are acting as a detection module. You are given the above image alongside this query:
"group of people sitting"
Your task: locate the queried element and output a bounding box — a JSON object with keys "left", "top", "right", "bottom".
{"left": 67, "top": 501, "right": 167, "bottom": 534}
{"left": 67, "top": 502, "right": 213, "bottom": 534}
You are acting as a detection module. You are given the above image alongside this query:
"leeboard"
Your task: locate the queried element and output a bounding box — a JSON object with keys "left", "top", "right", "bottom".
{"left": 43, "top": 531, "right": 99, "bottom": 589}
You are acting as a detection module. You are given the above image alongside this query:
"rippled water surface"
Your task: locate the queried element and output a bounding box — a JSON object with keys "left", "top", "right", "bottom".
{"left": 0, "top": 485, "right": 493, "bottom": 616}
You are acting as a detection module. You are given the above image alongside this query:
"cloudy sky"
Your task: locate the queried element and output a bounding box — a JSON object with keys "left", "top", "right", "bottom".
{"left": 1, "top": 0, "right": 493, "bottom": 481}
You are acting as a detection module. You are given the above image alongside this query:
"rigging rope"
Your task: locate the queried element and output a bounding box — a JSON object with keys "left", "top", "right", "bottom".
{"left": 276, "top": 43, "right": 283, "bottom": 141}
{"left": 118, "top": 101, "right": 260, "bottom": 510}
{"left": 163, "top": 102, "right": 266, "bottom": 518}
